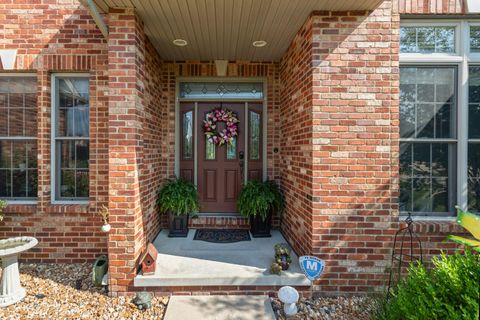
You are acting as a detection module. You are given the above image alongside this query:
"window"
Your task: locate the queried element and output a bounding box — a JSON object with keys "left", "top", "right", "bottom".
{"left": 249, "top": 111, "right": 260, "bottom": 160}
{"left": 400, "top": 26, "right": 455, "bottom": 53}
{"left": 182, "top": 111, "right": 193, "bottom": 160}
{"left": 0, "top": 75, "right": 37, "bottom": 200}
{"left": 52, "top": 75, "right": 89, "bottom": 201}
{"left": 468, "top": 67, "right": 480, "bottom": 211}
{"left": 399, "top": 67, "right": 457, "bottom": 215}
{"left": 470, "top": 26, "right": 480, "bottom": 53}
{"left": 400, "top": 21, "right": 480, "bottom": 216}
{"left": 179, "top": 82, "right": 264, "bottom": 100}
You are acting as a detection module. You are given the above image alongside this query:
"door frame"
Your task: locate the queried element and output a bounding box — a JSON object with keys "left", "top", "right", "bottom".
{"left": 174, "top": 77, "right": 268, "bottom": 188}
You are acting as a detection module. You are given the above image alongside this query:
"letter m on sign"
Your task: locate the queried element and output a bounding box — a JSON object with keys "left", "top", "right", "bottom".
{"left": 299, "top": 256, "right": 325, "bottom": 281}
{"left": 306, "top": 261, "right": 317, "bottom": 271}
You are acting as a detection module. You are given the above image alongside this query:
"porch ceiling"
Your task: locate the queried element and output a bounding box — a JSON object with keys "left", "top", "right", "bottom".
{"left": 93, "top": 0, "right": 384, "bottom": 61}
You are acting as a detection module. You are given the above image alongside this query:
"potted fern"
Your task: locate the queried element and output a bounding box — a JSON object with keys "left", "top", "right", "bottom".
{"left": 237, "top": 180, "right": 283, "bottom": 237}
{"left": 157, "top": 178, "right": 200, "bottom": 237}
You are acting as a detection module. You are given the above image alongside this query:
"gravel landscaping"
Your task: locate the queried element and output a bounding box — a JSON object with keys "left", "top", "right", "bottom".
{"left": 272, "top": 296, "right": 375, "bottom": 320}
{"left": 0, "top": 263, "right": 168, "bottom": 320}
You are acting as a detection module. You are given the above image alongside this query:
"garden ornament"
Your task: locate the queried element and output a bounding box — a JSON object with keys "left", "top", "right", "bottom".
{"left": 447, "top": 206, "right": 480, "bottom": 251}
{"left": 0, "top": 236, "right": 38, "bottom": 307}
{"left": 270, "top": 262, "right": 282, "bottom": 275}
{"left": 97, "top": 205, "right": 111, "bottom": 233}
{"left": 278, "top": 286, "right": 299, "bottom": 316}
{"left": 132, "top": 292, "right": 152, "bottom": 310}
{"left": 386, "top": 212, "right": 422, "bottom": 297}
{"left": 92, "top": 255, "right": 108, "bottom": 287}
{"left": 274, "top": 243, "right": 292, "bottom": 270}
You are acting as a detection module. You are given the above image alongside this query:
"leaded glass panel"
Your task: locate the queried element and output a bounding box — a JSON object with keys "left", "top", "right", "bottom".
{"left": 180, "top": 82, "right": 263, "bottom": 100}
{"left": 183, "top": 111, "right": 193, "bottom": 159}
{"left": 249, "top": 111, "right": 260, "bottom": 160}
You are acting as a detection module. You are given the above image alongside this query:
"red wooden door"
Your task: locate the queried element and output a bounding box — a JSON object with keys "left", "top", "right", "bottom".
{"left": 197, "top": 102, "right": 245, "bottom": 213}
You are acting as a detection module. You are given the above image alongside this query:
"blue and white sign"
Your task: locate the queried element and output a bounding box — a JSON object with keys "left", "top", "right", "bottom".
{"left": 299, "top": 256, "right": 325, "bottom": 281}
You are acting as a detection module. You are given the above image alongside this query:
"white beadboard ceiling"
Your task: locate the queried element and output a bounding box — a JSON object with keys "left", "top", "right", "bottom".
{"left": 93, "top": 0, "right": 383, "bottom": 61}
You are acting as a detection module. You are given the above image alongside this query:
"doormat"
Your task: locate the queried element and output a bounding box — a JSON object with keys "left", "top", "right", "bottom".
{"left": 193, "top": 229, "right": 251, "bottom": 243}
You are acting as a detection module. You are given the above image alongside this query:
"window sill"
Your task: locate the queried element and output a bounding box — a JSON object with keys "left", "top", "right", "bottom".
{"left": 399, "top": 215, "right": 464, "bottom": 234}
{"left": 400, "top": 215, "right": 457, "bottom": 223}
{"left": 4, "top": 200, "right": 37, "bottom": 205}
{"left": 51, "top": 200, "right": 89, "bottom": 205}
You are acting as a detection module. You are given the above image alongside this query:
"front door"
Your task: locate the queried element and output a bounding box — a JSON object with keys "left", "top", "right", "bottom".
{"left": 179, "top": 101, "right": 263, "bottom": 213}
{"left": 197, "top": 102, "right": 244, "bottom": 212}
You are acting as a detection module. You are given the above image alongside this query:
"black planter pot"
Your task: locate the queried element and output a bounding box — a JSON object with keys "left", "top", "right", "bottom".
{"left": 250, "top": 211, "right": 272, "bottom": 238}
{"left": 168, "top": 213, "right": 189, "bottom": 237}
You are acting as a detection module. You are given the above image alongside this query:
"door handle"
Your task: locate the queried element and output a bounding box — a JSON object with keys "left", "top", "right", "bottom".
{"left": 239, "top": 151, "right": 244, "bottom": 160}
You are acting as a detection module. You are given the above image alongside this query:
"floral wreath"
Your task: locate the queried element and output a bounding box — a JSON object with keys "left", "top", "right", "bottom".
{"left": 203, "top": 108, "right": 240, "bottom": 146}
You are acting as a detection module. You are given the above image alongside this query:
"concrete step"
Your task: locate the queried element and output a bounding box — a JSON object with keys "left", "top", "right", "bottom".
{"left": 164, "top": 295, "right": 276, "bottom": 320}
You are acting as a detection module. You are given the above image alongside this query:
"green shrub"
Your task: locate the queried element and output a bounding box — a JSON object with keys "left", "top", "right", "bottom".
{"left": 376, "top": 250, "right": 480, "bottom": 320}
{"left": 157, "top": 178, "right": 200, "bottom": 216}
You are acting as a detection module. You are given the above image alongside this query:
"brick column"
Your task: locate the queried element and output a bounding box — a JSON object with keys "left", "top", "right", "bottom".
{"left": 280, "top": 1, "right": 399, "bottom": 295}
{"left": 107, "top": 8, "right": 146, "bottom": 295}
{"left": 309, "top": 1, "right": 399, "bottom": 294}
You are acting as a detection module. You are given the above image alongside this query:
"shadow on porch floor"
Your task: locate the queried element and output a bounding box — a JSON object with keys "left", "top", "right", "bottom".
{"left": 134, "top": 229, "right": 309, "bottom": 287}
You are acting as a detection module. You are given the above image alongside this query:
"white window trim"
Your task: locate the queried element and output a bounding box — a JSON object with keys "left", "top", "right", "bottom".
{"left": 0, "top": 73, "right": 38, "bottom": 203}
{"left": 400, "top": 20, "right": 480, "bottom": 216}
{"left": 50, "top": 73, "right": 90, "bottom": 204}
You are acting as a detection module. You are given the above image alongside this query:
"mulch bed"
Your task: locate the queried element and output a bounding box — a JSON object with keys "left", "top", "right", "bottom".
{"left": 0, "top": 263, "right": 168, "bottom": 320}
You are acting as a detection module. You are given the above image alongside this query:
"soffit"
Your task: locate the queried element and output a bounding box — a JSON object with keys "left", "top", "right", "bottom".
{"left": 94, "top": 0, "right": 384, "bottom": 61}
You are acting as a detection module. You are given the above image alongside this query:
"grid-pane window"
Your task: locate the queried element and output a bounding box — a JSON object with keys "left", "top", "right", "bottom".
{"left": 470, "top": 26, "right": 480, "bottom": 53}
{"left": 468, "top": 67, "right": 480, "bottom": 211}
{"left": 53, "top": 77, "right": 89, "bottom": 200}
{"left": 400, "top": 26, "right": 455, "bottom": 53}
{"left": 0, "top": 76, "right": 37, "bottom": 199}
{"left": 399, "top": 67, "right": 457, "bottom": 215}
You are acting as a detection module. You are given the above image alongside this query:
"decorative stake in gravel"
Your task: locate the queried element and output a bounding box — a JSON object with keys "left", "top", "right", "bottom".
{"left": 0, "top": 236, "right": 38, "bottom": 307}
{"left": 278, "top": 286, "right": 299, "bottom": 316}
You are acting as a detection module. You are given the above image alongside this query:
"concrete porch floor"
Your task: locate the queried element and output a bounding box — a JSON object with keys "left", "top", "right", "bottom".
{"left": 134, "top": 229, "right": 309, "bottom": 287}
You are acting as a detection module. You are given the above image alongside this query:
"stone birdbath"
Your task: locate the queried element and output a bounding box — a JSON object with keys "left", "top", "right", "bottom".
{"left": 0, "top": 236, "right": 38, "bottom": 307}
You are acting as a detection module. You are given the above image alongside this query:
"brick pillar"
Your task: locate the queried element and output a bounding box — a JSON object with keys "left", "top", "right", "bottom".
{"left": 107, "top": 8, "right": 146, "bottom": 295}
{"left": 310, "top": 2, "right": 399, "bottom": 294}
{"left": 280, "top": 0, "right": 399, "bottom": 295}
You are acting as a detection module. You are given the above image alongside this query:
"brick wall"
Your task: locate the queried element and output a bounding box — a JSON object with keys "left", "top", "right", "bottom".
{"left": 0, "top": 0, "right": 109, "bottom": 262}
{"left": 278, "top": 15, "right": 315, "bottom": 257}
{"left": 311, "top": 2, "right": 400, "bottom": 294}
{"left": 280, "top": 1, "right": 401, "bottom": 294}
{"left": 140, "top": 39, "right": 165, "bottom": 243}
{"left": 397, "top": 0, "right": 466, "bottom": 14}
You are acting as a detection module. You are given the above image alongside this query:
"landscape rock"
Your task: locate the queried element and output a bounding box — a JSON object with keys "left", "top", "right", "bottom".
{"left": 0, "top": 263, "right": 168, "bottom": 320}
{"left": 272, "top": 296, "right": 374, "bottom": 320}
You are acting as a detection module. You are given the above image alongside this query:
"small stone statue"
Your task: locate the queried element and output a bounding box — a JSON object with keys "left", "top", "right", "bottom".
{"left": 132, "top": 292, "right": 152, "bottom": 310}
